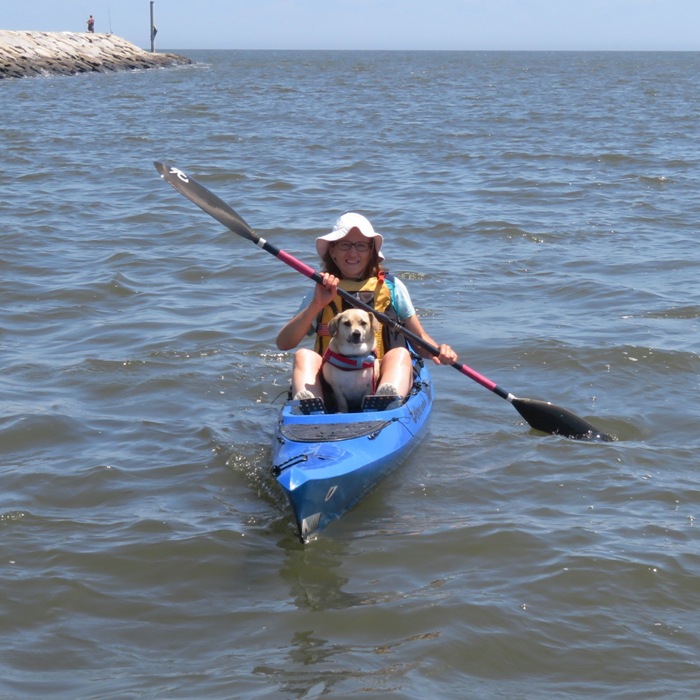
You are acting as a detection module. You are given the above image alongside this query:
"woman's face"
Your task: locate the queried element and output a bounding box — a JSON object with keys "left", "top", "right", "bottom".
{"left": 330, "top": 227, "right": 374, "bottom": 279}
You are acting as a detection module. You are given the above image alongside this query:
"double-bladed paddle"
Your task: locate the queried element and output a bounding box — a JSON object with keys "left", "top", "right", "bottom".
{"left": 154, "top": 161, "right": 614, "bottom": 442}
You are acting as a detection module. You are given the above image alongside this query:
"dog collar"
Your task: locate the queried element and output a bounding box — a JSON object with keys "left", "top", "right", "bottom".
{"left": 322, "top": 348, "right": 376, "bottom": 371}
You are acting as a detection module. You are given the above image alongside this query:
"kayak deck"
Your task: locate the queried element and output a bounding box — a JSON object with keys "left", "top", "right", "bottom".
{"left": 272, "top": 360, "right": 433, "bottom": 542}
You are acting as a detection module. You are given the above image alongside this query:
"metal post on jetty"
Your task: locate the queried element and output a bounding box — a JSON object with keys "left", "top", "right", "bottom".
{"left": 149, "top": 1, "right": 156, "bottom": 53}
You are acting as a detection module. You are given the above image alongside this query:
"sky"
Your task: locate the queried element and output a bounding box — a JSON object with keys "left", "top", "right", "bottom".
{"left": 3, "top": 0, "right": 699, "bottom": 52}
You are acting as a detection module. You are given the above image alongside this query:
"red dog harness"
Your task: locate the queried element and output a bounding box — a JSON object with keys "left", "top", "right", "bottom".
{"left": 322, "top": 349, "right": 378, "bottom": 392}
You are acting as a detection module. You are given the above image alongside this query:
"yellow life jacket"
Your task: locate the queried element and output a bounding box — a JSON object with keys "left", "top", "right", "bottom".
{"left": 314, "top": 273, "right": 405, "bottom": 359}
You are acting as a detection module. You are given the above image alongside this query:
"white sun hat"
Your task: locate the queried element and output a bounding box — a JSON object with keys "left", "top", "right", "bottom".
{"left": 315, "top": 212, "right": 385, "bottom": 261}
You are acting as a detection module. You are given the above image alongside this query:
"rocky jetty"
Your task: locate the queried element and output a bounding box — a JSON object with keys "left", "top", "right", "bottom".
{"left": 0, "top": 31, "right": 191, "bottom": 79}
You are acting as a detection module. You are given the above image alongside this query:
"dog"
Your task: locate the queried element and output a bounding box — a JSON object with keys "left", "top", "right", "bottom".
{"left": 321, "top": 308, "right": 381, "bottom": 413}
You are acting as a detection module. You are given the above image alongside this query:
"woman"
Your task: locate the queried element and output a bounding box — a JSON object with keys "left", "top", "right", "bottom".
{"left": 276, "top": 212, "right": 457, "bottom": 407}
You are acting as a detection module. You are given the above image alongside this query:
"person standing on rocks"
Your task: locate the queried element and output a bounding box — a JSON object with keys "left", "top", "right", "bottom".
{"left": 87, "top": 15, "right": 95, "bottom": 33}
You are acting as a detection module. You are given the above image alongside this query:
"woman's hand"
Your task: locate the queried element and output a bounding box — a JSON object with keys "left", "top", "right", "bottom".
{"left": 311, "top": 272, "right": 339, "bottom": 310}
{"left": 433, "top": 343, "right": 457, "bottom": 366}
{"left": 402, "top": 315, "right": 458, "bottom": 365}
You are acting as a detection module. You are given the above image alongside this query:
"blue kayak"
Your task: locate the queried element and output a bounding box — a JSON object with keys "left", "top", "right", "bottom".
{"left": 272, "top": 358, "right": 433, "bottom": 542}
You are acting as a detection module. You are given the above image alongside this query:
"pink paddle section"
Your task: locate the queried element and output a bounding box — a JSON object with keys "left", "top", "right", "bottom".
{"left": 457, "top": 365, "right": 498, "bottom": 391}
{"left": 276, "top": 249, "right": 316, "bottom": 278}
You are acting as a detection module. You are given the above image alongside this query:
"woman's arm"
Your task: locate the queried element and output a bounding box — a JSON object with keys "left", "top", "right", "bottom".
{"left": 391, "top": 277, "right": 457, "bottom": 365}
{"left": 402, "top": 314, "right": 458, "bottom": 365}
{"left": 275, "top": 273, "right": 339, "bottom": 351}
{"left": 276, "top": 302, "right": 321, "bottom": 350}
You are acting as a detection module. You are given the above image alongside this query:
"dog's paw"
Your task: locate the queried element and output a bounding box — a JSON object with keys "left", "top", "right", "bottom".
{"left": 376, "top": 383, "right": 399, "bottom": 396}
{"left": 293, "top": 390, "right": 316, "bottom": 401}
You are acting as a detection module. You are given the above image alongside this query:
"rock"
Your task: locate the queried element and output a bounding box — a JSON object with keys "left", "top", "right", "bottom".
{"left": 0, "top": 30, "right": 191, "bottom": 79}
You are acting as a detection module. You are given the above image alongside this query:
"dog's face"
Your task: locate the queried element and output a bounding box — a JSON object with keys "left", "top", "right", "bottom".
{"left": 327, "top": 309, "right": 379, "bottom": 355}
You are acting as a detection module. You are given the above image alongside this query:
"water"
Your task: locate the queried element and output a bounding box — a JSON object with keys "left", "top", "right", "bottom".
{"left": 2, "top": 50, "right": 700, "bottom": 698}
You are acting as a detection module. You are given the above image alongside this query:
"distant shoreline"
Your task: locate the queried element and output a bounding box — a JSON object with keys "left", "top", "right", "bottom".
{"left": 0, "top": 31, "right": 191, "bottom": 79}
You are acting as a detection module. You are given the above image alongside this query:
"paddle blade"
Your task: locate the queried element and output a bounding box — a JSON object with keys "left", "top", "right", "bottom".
{"left": 154, "top": 161, "right": 258, "bottom": 243}
{"left": 512, "top": 398, "right": 615, "bottom": 442}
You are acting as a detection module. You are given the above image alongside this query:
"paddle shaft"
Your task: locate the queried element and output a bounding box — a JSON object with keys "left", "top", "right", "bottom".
{"left": 154, "top": 162, "right": 613, "bottom": 441}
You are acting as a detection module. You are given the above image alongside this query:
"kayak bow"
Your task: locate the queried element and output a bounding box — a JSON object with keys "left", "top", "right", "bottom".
{"left": 272, "top": 358, "right": 433, "bottom": 542}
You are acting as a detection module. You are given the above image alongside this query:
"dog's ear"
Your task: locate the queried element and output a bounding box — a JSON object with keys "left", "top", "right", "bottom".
{"left": 368, "top": 312, "right": 380, "bottom": 334}
{"left": 327, "top": 315, "right": 339, "bottom": 338}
